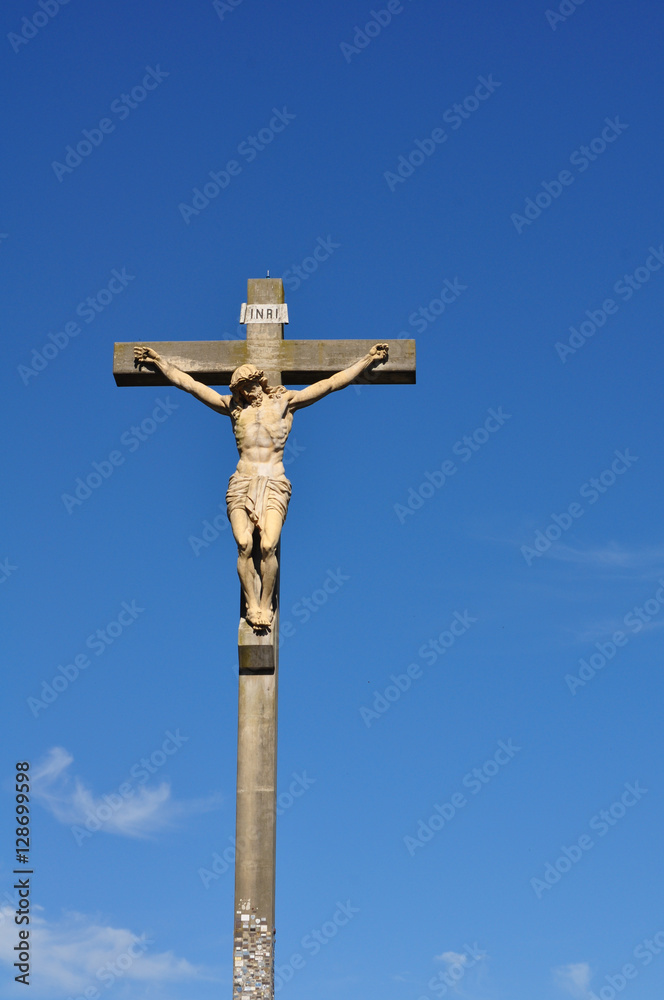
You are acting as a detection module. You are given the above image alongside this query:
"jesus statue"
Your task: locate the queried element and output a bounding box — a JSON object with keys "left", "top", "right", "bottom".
{"left": 134, "top": 342, "right": 389, "bottom": 630}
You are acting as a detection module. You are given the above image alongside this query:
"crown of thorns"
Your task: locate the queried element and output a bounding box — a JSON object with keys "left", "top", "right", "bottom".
{"left": 230, "top": 365, "right": 265, "bottom": 391}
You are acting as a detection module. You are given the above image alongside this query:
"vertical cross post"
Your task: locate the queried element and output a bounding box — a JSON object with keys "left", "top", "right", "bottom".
{"left": 244, "top": 276, "right": 286, "bottom": 385}
{"left": 232, "top": 279, "right": 283, "bottom": 998}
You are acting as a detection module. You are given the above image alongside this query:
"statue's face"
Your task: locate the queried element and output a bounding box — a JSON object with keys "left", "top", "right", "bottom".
{"left": 240, "top": 378, "right": 263, "bottom": 404}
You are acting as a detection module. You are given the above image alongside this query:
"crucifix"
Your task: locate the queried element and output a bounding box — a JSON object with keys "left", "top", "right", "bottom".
{"left": 113, "top": 276, "right": 416, "bottom": 997}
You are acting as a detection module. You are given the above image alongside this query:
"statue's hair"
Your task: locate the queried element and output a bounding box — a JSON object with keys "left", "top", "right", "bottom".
{"left": 230, "top": 375, "right": 286, "bottom": 418}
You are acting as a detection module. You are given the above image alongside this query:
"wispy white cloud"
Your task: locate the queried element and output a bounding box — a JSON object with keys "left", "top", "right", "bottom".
{"left": 0, "top": 905, "right": 218, "bottom": 997}
{"left": 431, "top": 944, "right": 489, "bottom": 997}
{"left": 542, "top": 542, "right": 664, "bottom": 575}
{"left": 554, "top": 962, "right": 591, "bottom": 998}
{"left": 488, "top": 530, "right": 664, "bottom": 585}
{"left": 573, "top": 614, "right": 664, "bottom": 644}
{"left": 32, "top": 747, "right": 220, "bottom": 839}
{"left": 435, "top": 950, "right": 469, "bottom": 966}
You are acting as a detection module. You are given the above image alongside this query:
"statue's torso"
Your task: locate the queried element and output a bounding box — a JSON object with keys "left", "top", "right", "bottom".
{"left": 232, "top": 392, "right": 293, "bottom": 478}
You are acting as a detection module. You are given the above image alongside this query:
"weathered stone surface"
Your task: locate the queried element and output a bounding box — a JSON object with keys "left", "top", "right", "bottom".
{"left": 114, "top": 337, "right": 415, "bottom": 386}
{"left": 235, "top": 665, "right": 278, "bottom": 930}
{"left": 239, "top": 610, "right": 278, "bottom": 674}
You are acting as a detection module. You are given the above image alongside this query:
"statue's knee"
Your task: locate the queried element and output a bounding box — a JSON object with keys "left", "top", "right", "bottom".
{"left": 260, "top": 539, "right": 277, "bottom": 559}
{"left": 237, "top": 536, "right": 253, "bottom": 558}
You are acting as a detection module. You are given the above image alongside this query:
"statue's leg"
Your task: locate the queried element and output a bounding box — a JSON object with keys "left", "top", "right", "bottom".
{"left": 230, "top": 510, "right": 260, "bottom": 621}
{"left": 257, "top": 510, "right": 284, "bottom": 623}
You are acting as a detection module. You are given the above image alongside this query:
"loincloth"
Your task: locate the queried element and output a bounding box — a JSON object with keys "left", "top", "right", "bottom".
{"left": 226, "top": 473, "right": 292, "bottom": 530}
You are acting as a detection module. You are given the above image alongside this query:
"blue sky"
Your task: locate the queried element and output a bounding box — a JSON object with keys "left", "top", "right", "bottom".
{"left": 2, "top": 0, "right": 664, "bottom": 998}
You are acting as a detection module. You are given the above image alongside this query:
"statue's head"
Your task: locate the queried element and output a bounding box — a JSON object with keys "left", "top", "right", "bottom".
{"left": 230, "top": 364, "right": 268, "bottom": 405}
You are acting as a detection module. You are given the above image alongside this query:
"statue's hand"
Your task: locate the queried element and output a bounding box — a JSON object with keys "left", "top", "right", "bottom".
{"left": 369, "top": 343, "right": 389, "bottom": 364}
{"left": 134, "top": 345, "right": 161, "bottom": 366}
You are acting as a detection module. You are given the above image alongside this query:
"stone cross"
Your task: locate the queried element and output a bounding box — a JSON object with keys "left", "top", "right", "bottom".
{"left": 113, "top": 277, "right": 416, "bottom": 997}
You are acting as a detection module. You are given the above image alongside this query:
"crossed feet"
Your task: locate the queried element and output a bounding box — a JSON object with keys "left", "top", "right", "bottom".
{"left": 245, "top": 606, "right": 273, "bottom": 632}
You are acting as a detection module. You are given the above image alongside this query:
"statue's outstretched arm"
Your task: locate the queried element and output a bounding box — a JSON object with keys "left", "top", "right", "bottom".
{"left": 289, "top": 343, "right": 388, "bottom": 411}
{"left": 134, "top": 346, "right": 232, "bottom": 415}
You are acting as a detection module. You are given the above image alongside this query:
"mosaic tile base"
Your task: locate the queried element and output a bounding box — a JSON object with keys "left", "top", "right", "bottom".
{"left": 233, "top": 899, "right": 274, "bottom": 998}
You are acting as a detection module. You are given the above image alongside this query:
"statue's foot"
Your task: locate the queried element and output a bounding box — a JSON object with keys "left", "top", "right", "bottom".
{"left": 245, "top": 606, "right": 273, "bottom": 631}
{"left": 245, "top": 605, "right": 262, "bottom": 627}
{"left": 252, "top": 609, "right": 273, "bottom": 630}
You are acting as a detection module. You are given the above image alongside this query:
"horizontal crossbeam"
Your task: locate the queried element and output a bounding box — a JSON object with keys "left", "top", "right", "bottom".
{"left": 113, "top": 339, "right": 416, "bottom": 387}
